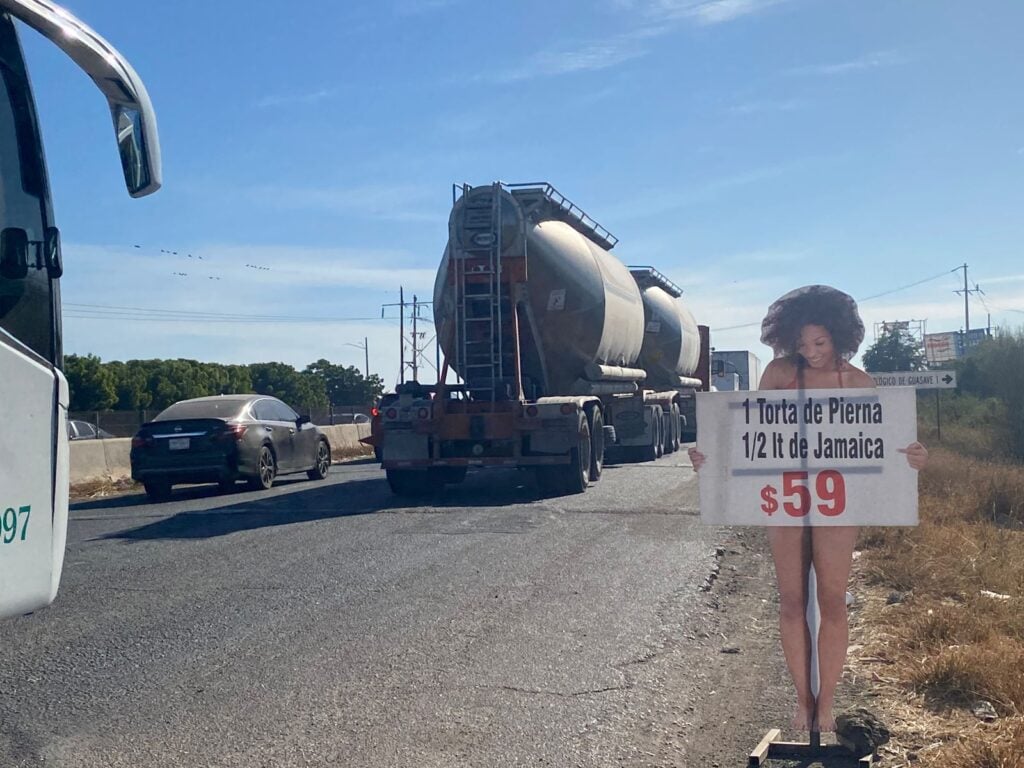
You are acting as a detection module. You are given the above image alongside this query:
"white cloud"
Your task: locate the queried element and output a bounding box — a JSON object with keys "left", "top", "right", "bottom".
{"left": 662, "top": 0, "right": 790, "bottom": 24}
{"left": 59, "top": 242, "right": 441, "bottom": 379}
{"left": 614, "top": 0, "right": 791, "bottom": 24}
{"left": 728, "top": 98, "right": 804, "bottom": 115}
{"left": 604, "top": 163, "right": 794, "bottom": 221}
{"left": 785, "top": 50, "right": 906, "bottom": 77}
{"left": 485, "top": 37, "right": 650, "bottom": 84}
{"left": 480, "top": 0, "right": 787, "bottom": 84}
{"left": 246, "top": 182, "right": 445, "bottom": 223}
{"left": 255, "top": 89, "right": 335, "bottom": 109}
{"left": 393, "top": 0, "right": 459, "bottom": 15}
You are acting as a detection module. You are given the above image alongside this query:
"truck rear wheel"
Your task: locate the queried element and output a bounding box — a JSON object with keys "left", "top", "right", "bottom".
{"left": 586, "top": 405, "right": 604, "bottom": 482}
{"left": 671, "top": 403, "right": 681, "bottom": 452}
{"left": 640, "top": 406, "right": 660, "bottom": 462}
{"left": 565, "top": 414, "right": 591, "bottom": 494}
{"left": 662, "top": 409, "right": 674, "bottom": 455}
{"left": 536, "top": 414, "right": 591, "bottom": 496}
{"left": 386, "top": 468, "right": 443, "bottom": 496}
{"left": 653, "top": 411, "right": 664, "bottom": 459}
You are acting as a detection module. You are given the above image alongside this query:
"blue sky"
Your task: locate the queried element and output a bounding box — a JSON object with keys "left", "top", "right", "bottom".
{"left": 18, "top": 0, "right": 1024, "bottom": 385}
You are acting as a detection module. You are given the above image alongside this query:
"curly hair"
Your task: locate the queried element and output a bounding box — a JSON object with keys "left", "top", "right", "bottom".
{"left": 760, "top": 285, "right": 865, "bottom": 361}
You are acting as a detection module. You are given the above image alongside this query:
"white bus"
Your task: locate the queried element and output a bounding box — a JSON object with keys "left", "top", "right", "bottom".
{"left": 0, "top": 0, "right": 161, "bottom": 618}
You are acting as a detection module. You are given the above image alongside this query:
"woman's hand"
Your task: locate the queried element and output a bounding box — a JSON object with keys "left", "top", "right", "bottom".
{"left": 898, "top": 441, "right": 928, "bottom": 470}
{"left": 687, "top": 447, "right": 706, "bottom": 471}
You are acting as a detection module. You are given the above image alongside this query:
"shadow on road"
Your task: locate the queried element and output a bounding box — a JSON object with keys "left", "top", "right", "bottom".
{"left": 97, "top": 476, "right": 388, "bottom": 541}
{"left": 92, "top": 465, "right": 567, "bottom": 542}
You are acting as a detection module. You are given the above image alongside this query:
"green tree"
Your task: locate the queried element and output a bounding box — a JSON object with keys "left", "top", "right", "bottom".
{"left": 955, "top": 331, "right": 1024, "bottom": 458}
{"left": 106, "top": 360, "right": 153, "bottom": 410}
{"left": 862, "top": 328, "right": 926, "bottom": 372}
{"left": 249, "top": 362, "right": 328, "bottom": 410}
{"left": 303, "top": 359, "right": 384, "bottom": 406}
{"left": 64, "top": 354, "right": 117, "bottom": 411}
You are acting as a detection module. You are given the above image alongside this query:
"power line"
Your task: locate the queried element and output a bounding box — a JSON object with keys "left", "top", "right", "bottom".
{"left": 857, "top": 267, "right": 960, "bottom": 303}
{"left": 63, "top": 302, "right": 391, "bottom": 324}
{"left": 711, "top": 267, "right": 959, "bottom": 333}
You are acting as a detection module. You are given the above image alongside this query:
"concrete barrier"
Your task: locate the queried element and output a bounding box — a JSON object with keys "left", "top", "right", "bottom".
{"left": 68, "top": 424, "right": 373, "bottom": 485}
{"left": 69, "top": 438, "right": 122, "bottom": 483}
{"left": 320, "top": 424, "right": 373, "bottom": 459}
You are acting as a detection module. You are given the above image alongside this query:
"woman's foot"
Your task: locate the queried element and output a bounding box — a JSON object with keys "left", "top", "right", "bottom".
{"left": 813, "top": 705, "right": 836, "bottom": 733}
{"left": 791, "top": 701, "right": 814, "bottom": 731}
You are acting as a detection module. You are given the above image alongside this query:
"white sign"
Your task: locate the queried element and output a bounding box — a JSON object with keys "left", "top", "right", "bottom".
{"left": 695, "top": 388, "right": 919, "bottom": 527}
{"left": 869, "top": 370, "right": 956, "bottom": 389}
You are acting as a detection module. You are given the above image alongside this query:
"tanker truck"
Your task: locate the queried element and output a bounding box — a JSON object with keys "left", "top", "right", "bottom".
{"left": 375, "top": 181, "right": 709, "bottom": 496}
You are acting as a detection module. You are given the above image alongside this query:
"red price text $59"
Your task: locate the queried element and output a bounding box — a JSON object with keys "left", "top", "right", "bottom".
{"left": 760, "top": 471, "right": 846, "bottom": 517}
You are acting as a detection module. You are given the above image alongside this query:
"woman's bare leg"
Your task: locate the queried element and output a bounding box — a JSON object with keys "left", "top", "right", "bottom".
{"left": 809, "top": 525, "right": 859, "bottom": 731}
{"left": 767, "top": 526, "right": 814, "bottom": 730}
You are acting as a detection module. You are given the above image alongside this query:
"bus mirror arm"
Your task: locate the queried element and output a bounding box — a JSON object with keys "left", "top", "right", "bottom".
{"left": 0, "top": 227, "right": 29, "bottom": 279}
{"left": 44, "top": 227, "right": 62, "bottom": 279}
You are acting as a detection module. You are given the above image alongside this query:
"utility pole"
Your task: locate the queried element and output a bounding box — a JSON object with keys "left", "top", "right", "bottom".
{"left": 343, "top": 337, "right": 370, "bottom": 377}
{"left": 399, "top": 286, "right": 405, "bottom": 382}
{"left": 382, "top": 288, "right": 435, "bottom": 386}
{"left": 953, "top": 263, "right": 983, "bottom": 333}
{"left": 411, "top": 294, "right": 419, "bottom": 382}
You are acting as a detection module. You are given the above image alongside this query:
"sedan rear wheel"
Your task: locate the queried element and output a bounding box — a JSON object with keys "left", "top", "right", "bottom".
{"left": 248, "top": 445, "right": 276, "bottom": 491}
{"left": 143, "top": 480, "right": 172, "bottom": 501}
{"left": 307, "top": 439, "right": 331, "bottom": 480}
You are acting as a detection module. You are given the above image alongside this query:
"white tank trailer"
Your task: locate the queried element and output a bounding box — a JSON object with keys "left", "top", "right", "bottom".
{"left": 377, "top": 182, "right": 709, "bottom": 497}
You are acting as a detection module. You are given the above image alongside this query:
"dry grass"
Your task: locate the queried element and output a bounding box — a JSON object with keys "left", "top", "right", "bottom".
{"left": 945, "top": 721, "right": 1024, "bottom": 768}
{"left": 849, "top": 445, "right": 1024, "bottom": 767}
{"left": 69, "top": 476, "right": 139, "bottom": 500}
{"left": 332, "top": 444, "right": 374, "bottom": 462}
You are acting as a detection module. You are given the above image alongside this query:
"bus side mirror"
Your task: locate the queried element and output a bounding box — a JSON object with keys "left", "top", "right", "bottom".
{"left": 0, "top": 228, "right": 29, "bottom": 279}
{"left": 45, "top": 227, "right": 63, "bottom": 279}
{"left": 114, "top": 106, "right": 153, "bottom": 196}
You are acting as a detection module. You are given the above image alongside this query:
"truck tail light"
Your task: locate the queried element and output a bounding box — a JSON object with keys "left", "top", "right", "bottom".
{"left": 417, "top": 408, "right": 429, "bottom": 420}
{"left": 560, "top": 403, "right": 575, "bottom": 415}
{"left": 385, "top": 408, "right": 398, "bottom": 420}
{"left": 525, "top": 405, "right": 539, "bottom": 417}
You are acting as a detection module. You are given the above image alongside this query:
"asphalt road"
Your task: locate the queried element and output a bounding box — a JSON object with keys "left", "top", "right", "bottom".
{"left": 0, "top": 453, "right": 787, "bottom": 768}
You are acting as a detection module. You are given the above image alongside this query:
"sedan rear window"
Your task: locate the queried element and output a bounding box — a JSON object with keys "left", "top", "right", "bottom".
{"left": 155, "top": 399, "right": 248, "bottom": 421}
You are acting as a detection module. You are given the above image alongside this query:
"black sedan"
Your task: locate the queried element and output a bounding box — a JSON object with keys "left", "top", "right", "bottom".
{"left": 130, "top": 394, "right": 331, "bottom": 500}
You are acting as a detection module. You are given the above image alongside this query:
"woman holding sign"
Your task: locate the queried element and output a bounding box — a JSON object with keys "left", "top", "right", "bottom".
{"left": 690, "top": 285, "right": 927, "bottom": 733}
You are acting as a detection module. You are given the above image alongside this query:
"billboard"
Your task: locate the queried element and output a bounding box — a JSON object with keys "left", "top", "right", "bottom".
{"left": 924, "top": 329, "right": 990, "bottom": 364}
{"left": 924, "top": 332, "right": 958, "bottom": 364}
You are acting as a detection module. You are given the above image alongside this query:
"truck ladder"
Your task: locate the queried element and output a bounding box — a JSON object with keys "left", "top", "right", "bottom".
{"left": 450, "top": 183, "right": 519, "bottom": 402}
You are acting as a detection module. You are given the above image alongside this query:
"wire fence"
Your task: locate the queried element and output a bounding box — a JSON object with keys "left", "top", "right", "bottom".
{"left": 68, "top": 405, "right": 371, "bottom": 438}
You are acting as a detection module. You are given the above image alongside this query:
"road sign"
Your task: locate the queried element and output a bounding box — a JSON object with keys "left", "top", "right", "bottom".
{"left": 868, "top": 371, "right": 957, "bottom": 390}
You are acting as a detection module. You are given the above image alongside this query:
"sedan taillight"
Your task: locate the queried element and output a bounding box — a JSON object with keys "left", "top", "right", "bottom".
{"left": 131, "top": 435, "right": 151, "bottom": 449}
{"left": 215, "top": 424, "right": 248, "bottom": 442}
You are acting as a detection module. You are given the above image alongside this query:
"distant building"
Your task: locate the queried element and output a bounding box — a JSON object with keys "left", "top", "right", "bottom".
{"left": 712, "top": 350, "right": 761, "bottom": 391}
